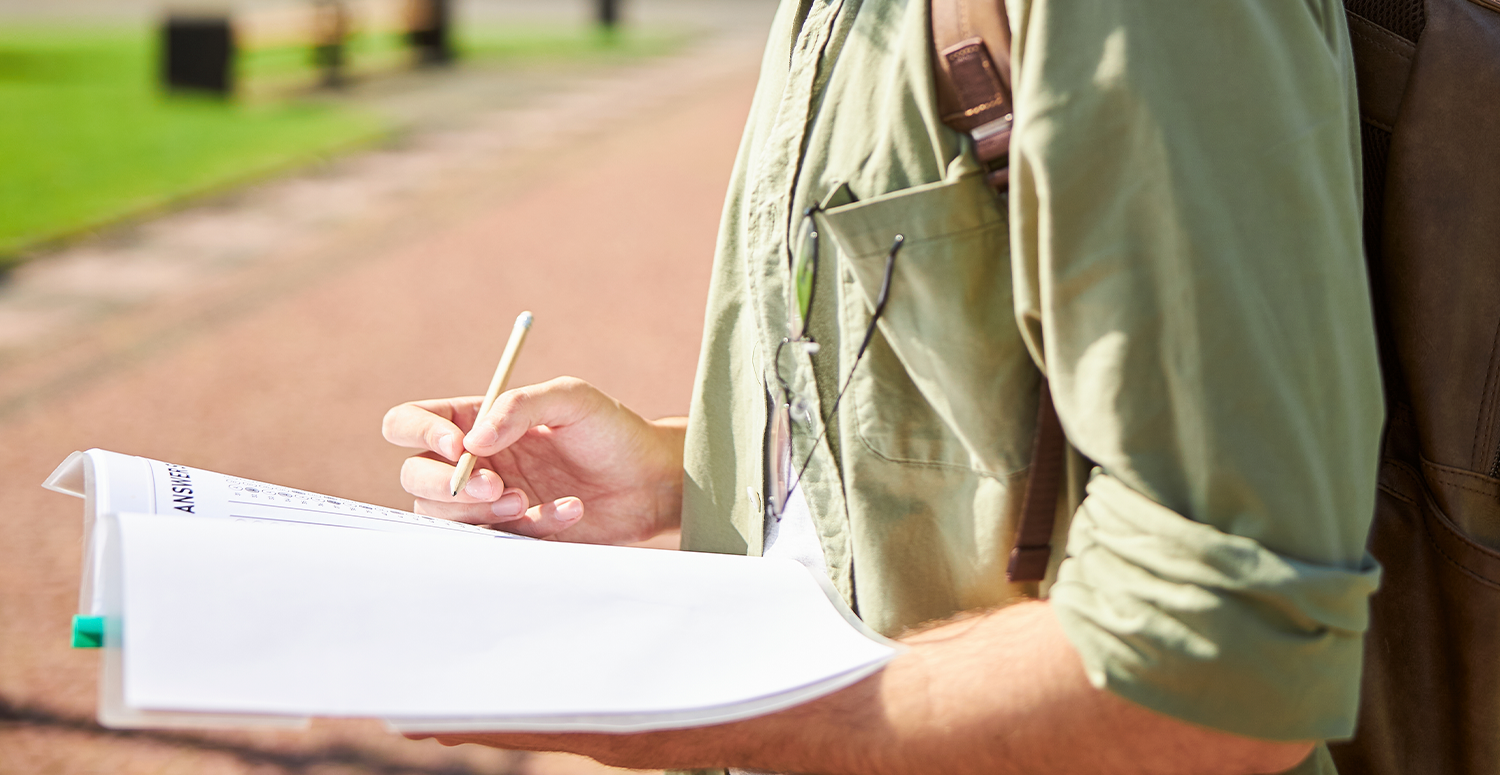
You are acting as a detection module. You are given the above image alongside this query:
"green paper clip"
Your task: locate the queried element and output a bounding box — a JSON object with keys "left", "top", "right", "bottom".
{"left": 71, "top": 615, "right": 105, "bottom": 649}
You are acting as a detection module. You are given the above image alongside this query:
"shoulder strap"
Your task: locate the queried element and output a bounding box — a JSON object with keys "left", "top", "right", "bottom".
{"left": 1009, "top": 380, "right": 1066, "bottom": 582}
{"left": 932, "top": 0, "right": 1062, "bottom": 581}
{"left": 931, "top": 0, "right": 1016, "bottom": 189}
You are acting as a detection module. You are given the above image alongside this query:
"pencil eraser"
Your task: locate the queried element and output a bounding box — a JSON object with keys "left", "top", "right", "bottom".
{"left": 71, "top": 615, "right": 105, "bottom": 649}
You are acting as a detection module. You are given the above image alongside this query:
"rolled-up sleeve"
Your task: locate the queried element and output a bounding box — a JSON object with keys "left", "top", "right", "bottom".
{"left": 1008, "top": 0, "right": 1386, "bottom": 740}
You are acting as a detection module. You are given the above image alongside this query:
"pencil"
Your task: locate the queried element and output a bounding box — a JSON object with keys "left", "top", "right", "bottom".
{"left": 449, "top": 311, "right": 534, "bottom": 497}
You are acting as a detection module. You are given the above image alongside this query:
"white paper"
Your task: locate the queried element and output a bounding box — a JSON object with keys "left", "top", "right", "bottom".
{"left": 45, "top": 449, "right": 528, "bottom": 616}
{"left": 112, "top": 512, "right": 895, "bottom": 729}
{"left": 47, "top": 450, "right": 900, "bottom": 732}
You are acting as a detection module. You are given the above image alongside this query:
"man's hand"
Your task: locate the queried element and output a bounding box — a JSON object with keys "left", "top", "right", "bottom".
{"left": 382, "top": 376, "right": 686, "bottom": 545}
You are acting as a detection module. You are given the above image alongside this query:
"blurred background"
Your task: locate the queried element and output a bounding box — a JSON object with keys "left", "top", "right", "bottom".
{"left": 0, "top": 0, "right": 773, "bottom": 771}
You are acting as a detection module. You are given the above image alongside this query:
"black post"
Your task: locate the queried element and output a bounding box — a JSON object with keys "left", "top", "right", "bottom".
{"left": 597, "top": 0, "right": 619, "bottom": 30}
{"left": 311, "top": 0, "right": 349, "bottom": 88}
{"left": 162, "top": 15, "right": 235, "bottom": 96}
{"left": 407, "top": 0, "right": 453, "bottom": 66}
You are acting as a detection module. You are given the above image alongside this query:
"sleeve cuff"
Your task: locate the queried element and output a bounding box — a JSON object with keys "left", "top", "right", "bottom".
{"left": 1048, "top": 473, "right": 1381, "bottom": 741}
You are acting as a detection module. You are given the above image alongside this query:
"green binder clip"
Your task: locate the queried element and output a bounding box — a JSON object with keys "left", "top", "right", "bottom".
{"left": 71, "top": 615, "right": 105, "bottom": 649}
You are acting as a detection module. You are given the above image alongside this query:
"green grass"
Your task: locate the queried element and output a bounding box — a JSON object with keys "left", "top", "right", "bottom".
{"left": 0, "top": 22, "right": 689, "bottom": 263}
{"left": 234, "top": 25, "right": 689, "bottom": 91}
{"left": 0, "top": 26, "right": 387, "bottom": 262}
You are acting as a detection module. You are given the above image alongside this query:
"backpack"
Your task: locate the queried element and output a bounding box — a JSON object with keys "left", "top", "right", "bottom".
{"left": 1327, "top": 1, "right": 1499, "bottom": 771}
{"left": 931, "top": 1, "right": 1500, "bottom": 771}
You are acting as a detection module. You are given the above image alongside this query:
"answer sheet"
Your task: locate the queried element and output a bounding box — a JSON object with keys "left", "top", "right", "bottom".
{"left": 45, "top": 449, "right": 523, "bottom": 615}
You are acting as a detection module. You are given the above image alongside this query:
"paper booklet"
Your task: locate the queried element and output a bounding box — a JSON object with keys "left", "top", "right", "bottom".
{"left": 44, "top": 449, "right": 898, "bottom": 733}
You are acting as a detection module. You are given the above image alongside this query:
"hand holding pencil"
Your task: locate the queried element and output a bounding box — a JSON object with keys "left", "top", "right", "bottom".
{"left": 382, "top": 313, "right": 689, "bottom": 545}
{"left": 449, "top": 311, "right": 533, "bottom": 497}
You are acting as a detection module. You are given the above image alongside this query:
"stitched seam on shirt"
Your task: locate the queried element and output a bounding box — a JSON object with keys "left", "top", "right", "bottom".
{"left": 847, "top": 384, "right": 1012, "bottom": 479}
{"left": 840, "top": 221, "right": 1003, "bottom": 259}
{"left": 777, "top": 0, "right": 848, "bottom": 246}
{"left": 856, "top": 436, "right": 1008, "bottom": 478}
{"left": 837, "top": 262, "right": 1014, "bottom": 480}
{"left": 851, "top": 405, "right": 1007, "bottom": 479}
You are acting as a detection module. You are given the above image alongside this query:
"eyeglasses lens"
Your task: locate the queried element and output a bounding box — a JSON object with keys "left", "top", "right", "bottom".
{"left": 791, "top": 211, "right": 818, "bottom": 340}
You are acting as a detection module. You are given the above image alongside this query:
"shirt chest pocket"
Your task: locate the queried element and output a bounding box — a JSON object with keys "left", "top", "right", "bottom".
{"left": 820, "top": 174, "right": 1040, "bottom": 478}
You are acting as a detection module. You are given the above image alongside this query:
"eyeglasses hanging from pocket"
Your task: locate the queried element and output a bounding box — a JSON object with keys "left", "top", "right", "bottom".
{"left": 769, "top": 203, "right": 904, "bottom": 519}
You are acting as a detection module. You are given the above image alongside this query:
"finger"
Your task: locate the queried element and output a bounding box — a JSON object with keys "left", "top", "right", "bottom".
{"left": 464, "top": 377, "right": 603, "bottom": 457}
{"left": 401, "top": 454, "right": 511, "bottom": 503}
{"left": 484, "top": 496, "right": 585, "bottom": 539}
{"left": 383, "top": 399, "right": 482, "bottom": 460}
{"left": 413, "top": 487, "right": 530, "bottom": 526}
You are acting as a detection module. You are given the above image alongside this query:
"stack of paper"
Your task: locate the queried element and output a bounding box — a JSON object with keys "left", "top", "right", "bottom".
{"left": 45, "top": 449, "right": 899, "bottom": 732}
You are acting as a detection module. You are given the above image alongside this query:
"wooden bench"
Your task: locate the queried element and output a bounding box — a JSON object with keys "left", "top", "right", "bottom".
{"left": 162, "top": 0, "right": 452, "bottom": 96}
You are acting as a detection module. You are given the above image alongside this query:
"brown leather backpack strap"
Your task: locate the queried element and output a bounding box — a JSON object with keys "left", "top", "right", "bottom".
{"left": 931, "top": 0, "right": 1014, "bottom": 189}
{"left": 932, "top": 0, "right": 1055, "bottom": 579}
{"left": 1008, "top": 381, "right": 1064, "bottom": 582}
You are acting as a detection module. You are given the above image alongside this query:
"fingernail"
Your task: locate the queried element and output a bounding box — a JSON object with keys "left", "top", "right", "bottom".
{"left": 467, "top": 427, "right": 500, "bottom": 450}
{"left": 555, "top": 498, "right": 583, "bottom": 523}
{"left": 439, "top": 433, "right": 460, "bottom": 460}
{"left": 464, "top": 475, "right": 496, "bottom": 500}
{"left": 491, "top": 492, "right": 525, "bottom": 519}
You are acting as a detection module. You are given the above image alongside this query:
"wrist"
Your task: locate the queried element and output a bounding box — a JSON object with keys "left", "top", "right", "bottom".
{"left": 647, "top": 416, "right": 688, "bottom": 534}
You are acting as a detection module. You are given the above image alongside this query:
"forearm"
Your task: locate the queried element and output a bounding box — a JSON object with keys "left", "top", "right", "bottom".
{"left": 422, "top": 602, "right": 1313, "bottom": 774}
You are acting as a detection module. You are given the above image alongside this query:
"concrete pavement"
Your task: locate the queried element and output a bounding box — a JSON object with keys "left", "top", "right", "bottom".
{"left": 0, "top": 3, "right": 769, "bottom": 772}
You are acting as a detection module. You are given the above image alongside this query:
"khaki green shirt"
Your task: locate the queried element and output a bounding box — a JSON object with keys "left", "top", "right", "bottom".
{"left": 681, "top": 0, "right": 1384, "bottom": 770}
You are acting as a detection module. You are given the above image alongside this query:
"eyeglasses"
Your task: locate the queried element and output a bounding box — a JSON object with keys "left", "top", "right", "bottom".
{"left": 769, "top": 205, "right": 903, "bottom": 519}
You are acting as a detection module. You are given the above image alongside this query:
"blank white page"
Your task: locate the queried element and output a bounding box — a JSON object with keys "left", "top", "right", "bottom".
{"left": 113, "top": 511, "right": 897, "bottom": 730}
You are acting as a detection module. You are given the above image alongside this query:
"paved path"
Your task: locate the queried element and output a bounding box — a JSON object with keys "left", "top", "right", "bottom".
{"left": 0, "top": 3, "right": 769, "bottom": 772}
